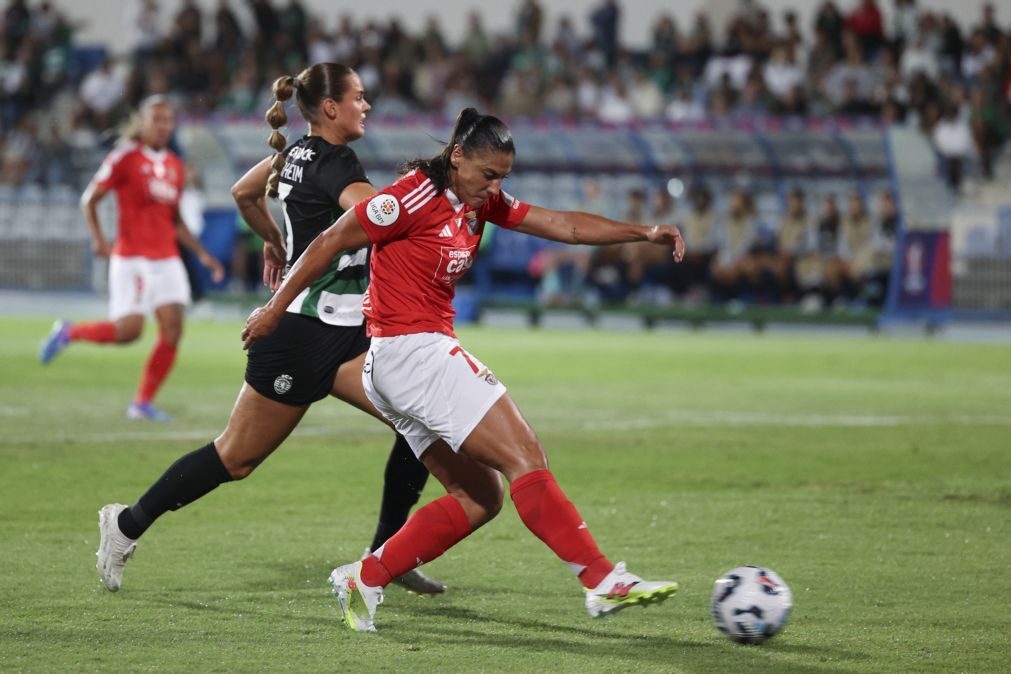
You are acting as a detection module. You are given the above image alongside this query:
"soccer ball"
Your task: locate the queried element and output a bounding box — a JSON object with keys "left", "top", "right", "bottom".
{"left": 710, "top": 566, "right": 792, "bottom": 644}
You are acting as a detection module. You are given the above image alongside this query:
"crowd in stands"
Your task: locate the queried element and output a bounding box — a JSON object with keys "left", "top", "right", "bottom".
{"left": 529, "top": 180, "right": 898, "bottom": 309}
{"left": 0, "top": 0, "right": 1005, "bottom": 308}
{"left": 2, "top": 0, "right": 1009, "bottom": 188}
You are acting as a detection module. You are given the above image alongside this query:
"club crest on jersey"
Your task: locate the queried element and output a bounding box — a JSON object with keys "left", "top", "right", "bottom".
{"left": 465, "top": 210, "right": 480, "bottom": 235}
{"left": 367, "top": 194, "right": 400, "bottom": 226}
{"left": 273, "top": 374, "right": 293, "bottom": 395}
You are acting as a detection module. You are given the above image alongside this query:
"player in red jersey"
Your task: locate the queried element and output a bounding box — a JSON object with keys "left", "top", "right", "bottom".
{"left": 39, "top": 96, "right": 224, "bottom": 421}
{"left": 243, "top": 107, "right": 686, "bottom": 632}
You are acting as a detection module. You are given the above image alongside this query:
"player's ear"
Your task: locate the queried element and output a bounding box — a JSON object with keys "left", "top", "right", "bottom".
{"left": 323, "top": 98, "right": 338, "bottom": 120}
{"left": 450, "top": 144, "right": 463, "bottom": 170}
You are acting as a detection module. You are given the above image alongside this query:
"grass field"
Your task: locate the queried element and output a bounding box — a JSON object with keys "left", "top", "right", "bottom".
{"left": 1, "top": 317, "right": 1009, "bottom": 672}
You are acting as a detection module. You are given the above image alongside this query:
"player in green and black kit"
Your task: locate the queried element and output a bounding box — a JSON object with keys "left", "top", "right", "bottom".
{"left": 94, "top": 63, "right": 443, "bottom": 596}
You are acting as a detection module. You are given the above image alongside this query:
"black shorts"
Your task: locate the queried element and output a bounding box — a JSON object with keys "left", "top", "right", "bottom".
{"left": 245, "top": 313, "right": 370, "bottom": 406}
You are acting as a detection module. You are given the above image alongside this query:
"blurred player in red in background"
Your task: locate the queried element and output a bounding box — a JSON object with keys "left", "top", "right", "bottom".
{"left": 244, "top": 107, "right": 685, "bottom": 632}
{"left": 39, "top": 96, "right": 224, "bottom": 421}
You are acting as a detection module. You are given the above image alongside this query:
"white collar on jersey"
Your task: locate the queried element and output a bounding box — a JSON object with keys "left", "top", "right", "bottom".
{"left": 445, "top": 188, "right": 465, "bottom": 213}
{"left": 140, "top": 144, "right": 169, "bottom": 163}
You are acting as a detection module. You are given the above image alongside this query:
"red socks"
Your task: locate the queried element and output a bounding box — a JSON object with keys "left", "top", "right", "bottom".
{"left": 359, "top": 471, "right": 613, "bottom": 590}
{"left": 135, "top": 337, "right": 178, "bottom": 404}
{"left": 510, "top": 469, "right": 613, "bottom": 589}
{"left": 68, "top": 321, "right": 117, "bottom": 343}
{"left": 361, "top": 495, "right": 472, "bottom": 587}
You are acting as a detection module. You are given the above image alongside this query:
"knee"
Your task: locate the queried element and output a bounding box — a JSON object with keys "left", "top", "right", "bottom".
{"left": 160, "top": 325, "right": 183, "bottom": 346}
{"left": 213, "top": 437, "right": 259, "bottom": 481}
{"left": 116, "top": 323, "right": 143, "bottom": 344}
{"left": 501, "top": 436, "right": 548, "bottom": 483}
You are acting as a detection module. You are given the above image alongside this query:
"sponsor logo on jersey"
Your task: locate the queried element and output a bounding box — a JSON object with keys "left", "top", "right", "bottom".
{"left": 273, "top": 374, "right": 293, "bottom": 395}
{"left": 148, "top": 178, "right": 179, "bottom": 204}
{"left": 438, "top": 223, "right": 453, "bottom": 238}
{"left": 366, "top": 194, "right": 400, "bottom": 226}
{"left": 433, "top": 246, "right": 475, "bottom": 285}
{"left": 288, "top": 146, "right": 316, "bottom": 162}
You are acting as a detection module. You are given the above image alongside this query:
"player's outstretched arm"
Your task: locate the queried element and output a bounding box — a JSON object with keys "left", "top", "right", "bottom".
{"left": 515, "top": 205, "right": 685, "bottom": 262}
{"left": 242, "top": 208, "right": 370, "bottom": 349}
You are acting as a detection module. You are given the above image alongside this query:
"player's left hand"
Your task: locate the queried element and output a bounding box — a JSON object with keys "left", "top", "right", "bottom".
{"left": 647, "top": 224, "right": 685, "bottom": 262}
{"left": 200, "top": 252, "right": 226, "bottom": 283}
{"left": 242, "top": 305, "right": 282, "bottom": 350}
{"left": 263, "top": 241, "right": 287, "bottom": 292}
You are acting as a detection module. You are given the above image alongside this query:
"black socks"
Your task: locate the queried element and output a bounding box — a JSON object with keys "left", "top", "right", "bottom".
{"left": 117, "top": 442, "right": 233, "bottom": 539}
{"left": 369, "top": 434, "right": 430, "bottom": 552}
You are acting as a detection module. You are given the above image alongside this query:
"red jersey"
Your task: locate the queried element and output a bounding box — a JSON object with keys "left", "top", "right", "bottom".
{"left": 94, "top": 141, "right": 184, "bottom": 259}
{"left": 355, "top": 169, "right": 530, "bottom": 337}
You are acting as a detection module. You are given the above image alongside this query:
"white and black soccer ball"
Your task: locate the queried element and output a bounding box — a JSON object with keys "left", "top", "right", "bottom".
{"left": 710, "top": 566, "right": 792, "bottom": 644}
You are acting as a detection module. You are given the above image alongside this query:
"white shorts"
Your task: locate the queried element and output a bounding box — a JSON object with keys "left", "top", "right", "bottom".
{"left": 109, "top": 255, "right": 191, "bottom": 320}
{"left": 363, "top": 332, "right": 508, "bottom": 458}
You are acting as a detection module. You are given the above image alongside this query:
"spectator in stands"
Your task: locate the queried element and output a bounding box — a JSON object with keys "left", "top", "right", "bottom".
{"left": 932, "top": 103, "right": 974, "bottom": 193}
{"left": 969, "top": 85, "right": 1005, "bottom": 181}
{"left": 839, "top": 190, "right": 875, "bottom": 302}
{"left": 814, "top": 1, "right": 845, "bottom": 59}
{"left": 976, "top": 3, "right": 1004, "bottom": 46}
{"left": 891, "top": 0, "right": 919, "bottom": 53}
{"left": 812, "top": 193, "right": 848, "bottom": 305}
{"left": 823, "top": 31, "right": 876, "bottom": 111}
{"left": 763, "top": 44, "right": 804, "bottom": 102}
{"left": 0, "top": 114, "right": 36, "bottom": 184}
{"left": 711, "top": 188, "right": 759, "bottom": 302}
{"left": 598, "top": 71, "right": 634, "bottom": 123}
{"left": 846, "top": 0, "right": 885, "bottom": 60}
{"left": 766, "top": 187, "right": 813, "bottom": 303}
{"left": 125, "top": 0, "right": 160, "bottom": 62}
{"left": 677, "top": 184, "right": 717, "bottom": 302}
{"left": 587, "top": 187, "right": 638, "bottom": 302}
{"left": 900, "top": 32, "right": 940, "bottom": 82}
{"left": 78, "top": 57, "right": 125, "bottom": 130}
{"left": 863, "top": 189, "right": 900, "bottom": 307}
{"left": 214, "top": 0, "right": 244, "bottom": 55}
{"left": 3, "top": 0, "right": 30, "bottom": 54}
{"left": 589, "top": 0, "right": 620, "bottom": 67}
{"left": 629, "top": 69, "right": 664, "bottom": 119}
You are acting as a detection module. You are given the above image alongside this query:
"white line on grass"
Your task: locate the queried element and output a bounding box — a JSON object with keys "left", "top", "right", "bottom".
{"left": 12, "top": 410, "right": 1009, "bottom": 445}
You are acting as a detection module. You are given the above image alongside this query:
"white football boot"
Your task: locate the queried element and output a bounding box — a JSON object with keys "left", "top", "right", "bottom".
{"left": 96, "top": 504, "right": 137, "bottom": 592}
{"left": 328, "top": 561, "right": 384, "bottom": 632}
{"left": 585, "top": 561, "right": 679, "bottom": 618}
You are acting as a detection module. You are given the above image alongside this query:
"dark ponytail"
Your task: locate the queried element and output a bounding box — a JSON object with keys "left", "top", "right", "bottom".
{"left": 402, "top": 107, "right": 515, "bottom": 195}
{"left": 264, "top": 63, "right": 357, "bottom": 199}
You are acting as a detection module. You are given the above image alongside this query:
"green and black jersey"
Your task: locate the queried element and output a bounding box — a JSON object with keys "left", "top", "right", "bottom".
{"left": 276, "top": 135, "right": 370, "bottom": 326}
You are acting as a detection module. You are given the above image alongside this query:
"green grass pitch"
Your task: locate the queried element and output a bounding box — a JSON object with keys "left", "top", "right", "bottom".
{"left": 1, "top": 317, "right": 1009, "bottom": 672}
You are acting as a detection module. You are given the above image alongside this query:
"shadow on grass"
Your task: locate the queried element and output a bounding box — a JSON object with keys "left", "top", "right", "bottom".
{"left": 382, "top": 603, "right": 868, "bottom": 673}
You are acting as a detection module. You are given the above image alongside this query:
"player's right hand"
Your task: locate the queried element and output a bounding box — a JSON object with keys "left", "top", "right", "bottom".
{"left": 242, "top": 305, "right": 282, "bottom": 350}
{"left": 92, "top": 239, "right": 112, "bottom": 257}
{"left": 263, "top": 241, "right": 287, "bottom": 291}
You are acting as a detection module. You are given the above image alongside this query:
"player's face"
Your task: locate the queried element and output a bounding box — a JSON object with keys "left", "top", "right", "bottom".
{"left": 450, "top": 147, "right": 514, "bottom": 209}
{"left": 331, "top": 73, "right": 370, "bottom": 142}
{"left": 140, "top": 103, "right": 175, "bottom": 150}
